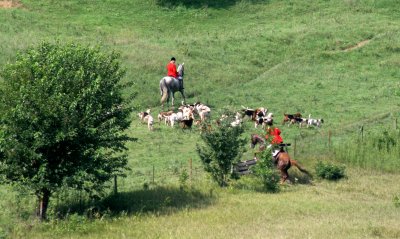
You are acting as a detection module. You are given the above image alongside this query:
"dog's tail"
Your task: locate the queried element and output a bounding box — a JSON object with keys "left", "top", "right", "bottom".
{"left": 290, "top": 159, "right": 311, "bottom": 177}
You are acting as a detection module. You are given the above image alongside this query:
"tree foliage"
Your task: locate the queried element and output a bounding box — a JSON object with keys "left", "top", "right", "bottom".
{"left": 0, "top": 42, "right": 133, "bottom": 219}
{"left": 196, "top": 121, "right": 246, "bottom": 187}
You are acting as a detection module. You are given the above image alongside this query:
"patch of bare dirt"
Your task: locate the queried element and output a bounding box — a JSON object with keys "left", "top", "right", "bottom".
{"left": 343, "top": 39, "right": 371, "bottom": 52}
{"left": 0, "top": 0, "right": 22, "bottom": 8}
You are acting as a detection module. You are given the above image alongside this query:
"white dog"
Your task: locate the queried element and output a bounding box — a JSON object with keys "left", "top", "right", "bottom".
{"left": 307, "top": 114, "right": 324, "bottom": 128}
{"left": 138, "top": 109, "right": 153, "bottom": 131}
{"left": 144, "top": 115, "right": 154, "bottom": 131}
{"left": 167, "top": 112, "right": 184, "bottom": 127}
{"left": 230, "top": 112, "right": 242, "bottom": 127}
{"left": 194, "top": 103, "right": 211, "bottom": 122}
{"left": 261, "top": 112, "right": 274, "bottom": 129}
{"left": 157, "top": 110, "right": 174, "bottom": 124}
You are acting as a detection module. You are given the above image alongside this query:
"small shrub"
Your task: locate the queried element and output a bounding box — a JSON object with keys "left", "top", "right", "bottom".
{"left": 179, "top": 169, "right": 189, "bottom": 190}
{"left": 253, "top": 149, "right": 280, "bottom": 192}
{"left": 374, "top": 130, "right": 397, "bottom": 152}
{"left": 315, "top": 161, "right": 346, "bottom": 180}
{"left": 196, "top": 120, "right": 246, "bottom": 187}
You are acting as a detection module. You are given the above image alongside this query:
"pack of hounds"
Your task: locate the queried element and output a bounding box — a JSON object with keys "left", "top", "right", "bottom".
{"left": 138, "top": 103, "right": 324, "bottom": 131}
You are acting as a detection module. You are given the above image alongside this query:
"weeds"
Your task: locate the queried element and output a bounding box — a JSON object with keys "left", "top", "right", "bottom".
{"left": 315, "top": 161, "right": 346, "bottom": 181}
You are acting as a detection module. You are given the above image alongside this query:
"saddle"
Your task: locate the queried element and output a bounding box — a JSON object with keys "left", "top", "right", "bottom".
{"left": 165, "top": 76, "right": 184, "bottom": 90}
{"left": 272, "top": 150, "right": 280, "bottom": 164}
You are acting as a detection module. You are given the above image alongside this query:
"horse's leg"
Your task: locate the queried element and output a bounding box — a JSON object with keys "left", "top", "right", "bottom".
{"left": 280, "top": 169, "right": 289, "bottom": 184}
{"left": 171, "top": 92, "right": 175, "bottom": 107}
{"left": 180, "top": 89, "right": 186, "bottom": 105}
{"left": 160, "top": 88, "right": 168, "bottom": 110}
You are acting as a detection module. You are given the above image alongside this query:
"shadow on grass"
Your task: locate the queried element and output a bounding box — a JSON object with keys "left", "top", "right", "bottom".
{"left": 288, "top": 170, "right": 313, "bottom": 185}
{"left": 55, "top": 186, "right": 215, "bottom": 218}
{"left": 231, "top": 168, "right": 314, "bottom": 193}
{"left": 156, "top": 0, "right": 269, "bottom": 9}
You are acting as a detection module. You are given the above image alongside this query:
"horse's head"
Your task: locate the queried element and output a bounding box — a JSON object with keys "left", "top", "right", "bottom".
{"left": 177, "top": 63, "right": 184, "bottom": 78}
{"left": 251, "top": 134, "right": 267, "bottom": 153}
{"left": 251, "top": 134, "right": 263, "bottom": 148}
{"left": 250, "top": 134, "right": 256, "bottom": 148}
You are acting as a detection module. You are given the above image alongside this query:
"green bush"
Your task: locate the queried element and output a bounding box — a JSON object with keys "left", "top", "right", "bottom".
{"left": 179, "top": 169, "right": 189, "bottom": 190}
{"left": 253, "top": 149, "right": 280, "bottom": 192}
{"left": 196, "top": 120, "right": 246, "bottom": 187}
{"left": 315, "top": 161, "right": 346, "bottom": 180}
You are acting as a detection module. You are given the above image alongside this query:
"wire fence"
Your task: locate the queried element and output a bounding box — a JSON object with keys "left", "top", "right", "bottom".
{"left": 289, "top": 113, "right": 400, "bottom": 173}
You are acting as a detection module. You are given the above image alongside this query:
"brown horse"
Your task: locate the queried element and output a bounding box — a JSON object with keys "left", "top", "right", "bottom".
{"left": 272, "top": 148, "right": 311, "bottom": 183}
{"left": 250, "top": 134, "right": 310, "bottom": 183}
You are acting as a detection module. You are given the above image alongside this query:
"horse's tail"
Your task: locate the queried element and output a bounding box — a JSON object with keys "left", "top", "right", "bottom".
{"left": 160, "top": 78, "right": 168, "bottom": 104}
{"left": 290, "top": 159, "right": 311, "bottom": 176}
{"left": 160, "top": 78, "right": 165, "bottom": 96}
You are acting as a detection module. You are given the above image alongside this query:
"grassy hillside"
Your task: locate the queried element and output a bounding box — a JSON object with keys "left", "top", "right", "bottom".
{"left": 1, "top": 0, "right": 400, "bottom": 238}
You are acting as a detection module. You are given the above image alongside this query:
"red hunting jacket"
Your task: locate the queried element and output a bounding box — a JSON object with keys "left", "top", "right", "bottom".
{"left": 266, "top": 127, "right": 283, "bottom": 145}
{"left": 167, "top": 62, "right": 178, "bottom": 78}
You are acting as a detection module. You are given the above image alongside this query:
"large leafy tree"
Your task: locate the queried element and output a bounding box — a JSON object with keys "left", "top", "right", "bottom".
{"left": 0, "top": 42, "right": 132, "bottom": 220}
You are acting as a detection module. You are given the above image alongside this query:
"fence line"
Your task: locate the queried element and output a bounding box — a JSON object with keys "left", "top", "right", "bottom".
{"left": 113, "top": 112, "right": 400, "bottom": 191}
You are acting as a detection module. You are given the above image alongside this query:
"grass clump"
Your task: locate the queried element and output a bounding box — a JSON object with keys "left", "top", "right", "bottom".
{"left": 315, "top": 161, "right": 346, "bottom": 180}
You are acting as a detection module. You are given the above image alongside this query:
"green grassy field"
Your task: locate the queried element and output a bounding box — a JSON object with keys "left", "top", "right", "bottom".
{"left": 1, "top": 0, "right": 400, "bottom": 238}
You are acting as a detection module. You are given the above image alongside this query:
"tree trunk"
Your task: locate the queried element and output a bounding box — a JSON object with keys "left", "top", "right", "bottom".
{"left": 36, "top": 188, "right": 51, "bottom": 221}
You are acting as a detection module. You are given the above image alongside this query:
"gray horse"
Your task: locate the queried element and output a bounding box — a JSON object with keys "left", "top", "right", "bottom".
{"left": 160, "top": 63, "right": 186, "bottom": 108}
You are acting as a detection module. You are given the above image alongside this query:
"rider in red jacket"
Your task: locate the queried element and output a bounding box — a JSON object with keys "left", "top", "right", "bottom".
{"left": 265, "top": 126, "right": 284, "bottom": 159}
{"left": 265, "top": 126, "right": 283, "bottom": 145}
{"left": 167, "top": 57, "right": 178, "bottom": 78}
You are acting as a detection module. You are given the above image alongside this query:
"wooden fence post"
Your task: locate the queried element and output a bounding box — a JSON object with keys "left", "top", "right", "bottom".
{"left": 152, "top": 165, "right": 155, "bottom": 184}
{"left": 360, "top": 125, "right": 364, "bottom": 142}
{"left": 113, "top": 175, "right": 118, "bottom": 195}
{"left": 328, "top": 130, "right": 332, "bottom": 151}
{"left": 189, "top": 158, "right": 193, "bottom": 186}
{"left": 79, "top": 190, "right": 83, "bottom": 212}
{"left": 293, "top": 137, "right": 297, "bottom": 158}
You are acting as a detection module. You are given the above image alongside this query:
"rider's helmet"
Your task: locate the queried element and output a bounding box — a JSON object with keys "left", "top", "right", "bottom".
{"left": 171, "top": 57, "right": 176, "bottom": 61}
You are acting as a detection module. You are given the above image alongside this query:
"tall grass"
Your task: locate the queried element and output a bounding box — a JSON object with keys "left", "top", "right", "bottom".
{"left": 334, "top": 126, "right": 400, "bottom": 172}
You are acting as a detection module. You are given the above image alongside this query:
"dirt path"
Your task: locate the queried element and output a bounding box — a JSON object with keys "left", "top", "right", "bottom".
{"left": 0, "top": 0, "right": 21, "bottom": 8}
{"left": 343, "top": 39, "right": 371, "bottom": 52}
